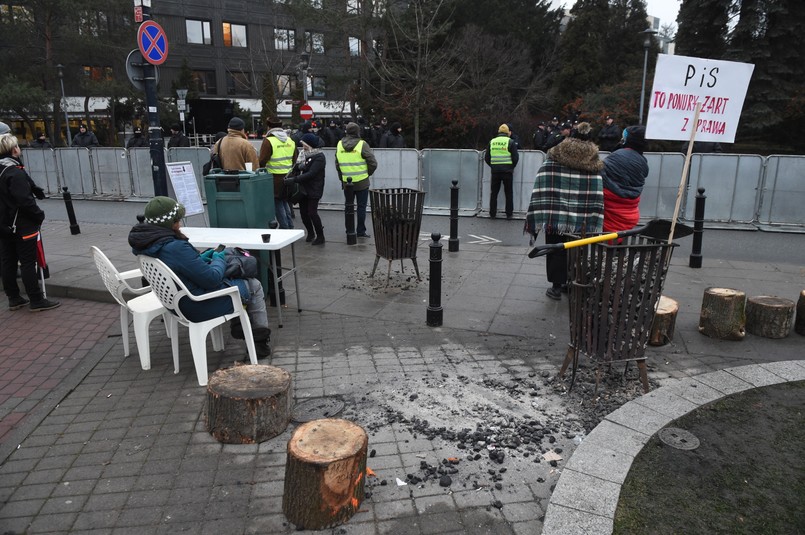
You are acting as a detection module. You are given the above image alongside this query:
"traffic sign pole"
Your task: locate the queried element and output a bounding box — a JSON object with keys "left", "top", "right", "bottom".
{"left": 138, "top": 7, "right": 168, "bottom": 197}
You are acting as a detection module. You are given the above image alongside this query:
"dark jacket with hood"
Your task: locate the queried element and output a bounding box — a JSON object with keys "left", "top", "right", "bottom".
{"left": 379, "top": 123, "right": 406, "bottom": 148}
{"left": 128, "top": 223, "right": 236, "bottom": 322}
{"left": 0, "top": 156, "right": 45, "bottom": 235}
{"left": 290, "top": 150, "right": 326, "bottom": 199}
{"left": 72, "top": 130, "right": 99, "bottom": 147}
{"left": 601, "top": 148, "right": 648, "bottom": 199}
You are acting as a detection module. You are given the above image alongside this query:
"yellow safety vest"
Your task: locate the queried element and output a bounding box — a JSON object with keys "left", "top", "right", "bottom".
{"left": 266, "top": 136, "right": 295, "bottom": 175}
{"left": 336, "top": 139, "right": 369, "bottom": 183}
{"left": 489, "top": 136, "right": 513, "bottom": 166}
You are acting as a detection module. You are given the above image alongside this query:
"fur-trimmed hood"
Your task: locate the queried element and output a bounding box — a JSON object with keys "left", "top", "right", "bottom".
{"left": 547, "top": 138, "right": 603, "bottom": 173}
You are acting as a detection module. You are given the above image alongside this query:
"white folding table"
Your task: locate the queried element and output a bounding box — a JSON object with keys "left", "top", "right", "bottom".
{"left": 182, "top": 227, "right": 304, "bottom": 327}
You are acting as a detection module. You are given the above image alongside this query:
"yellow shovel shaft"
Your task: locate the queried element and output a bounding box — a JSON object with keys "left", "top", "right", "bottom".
{"left": 563, "top": 232, "right": 620, "bottom": 249}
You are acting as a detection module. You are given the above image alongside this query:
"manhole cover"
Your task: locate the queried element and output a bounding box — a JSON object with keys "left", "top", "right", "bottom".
{"left": 658, "top": 427, "right": 700, "bottom": 450}
{"left": 292, "top": 397, "right": 345, "bottom": 423}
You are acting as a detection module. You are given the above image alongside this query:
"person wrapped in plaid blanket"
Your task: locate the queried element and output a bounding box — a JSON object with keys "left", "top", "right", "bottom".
{"left": 525, "top": 122, "right": 604, "bottom": 300}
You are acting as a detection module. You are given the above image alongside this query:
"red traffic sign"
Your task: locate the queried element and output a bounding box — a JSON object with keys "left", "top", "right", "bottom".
{"left": 300, "top": 104, "right": 314, "bottom": 120}
{"left": 137, "top": 21, "right": 169, "bottom": 66}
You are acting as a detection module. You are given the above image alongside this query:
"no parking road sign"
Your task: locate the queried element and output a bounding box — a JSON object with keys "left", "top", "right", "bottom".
{"left": 138, "top": 20, "right": 169, "bottom": 66}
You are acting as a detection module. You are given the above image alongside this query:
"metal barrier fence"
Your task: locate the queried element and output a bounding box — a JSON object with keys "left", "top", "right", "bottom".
{"left": 20, "top": 146, "right": 805, "bottom": 229}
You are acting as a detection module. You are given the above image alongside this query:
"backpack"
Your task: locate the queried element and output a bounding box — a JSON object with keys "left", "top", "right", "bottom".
{"left": 202, "top": 140, "right": 223, "bottom": 175}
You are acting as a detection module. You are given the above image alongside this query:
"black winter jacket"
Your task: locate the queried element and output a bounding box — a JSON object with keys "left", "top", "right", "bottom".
{"left": 0, "top": 157, "right": 46, "bottom": 235}
{"left": 290, "top": 150, "right": 326, "bottom": 199}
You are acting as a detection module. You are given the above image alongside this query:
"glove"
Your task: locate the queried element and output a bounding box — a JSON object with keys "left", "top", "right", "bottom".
{"left": 212, "top": 251, "right": 226, "bottom": 262}
{"left": 199, "top": 248, "right": 214, "bottom": 262}
{"left": 32, "top": 186, "right": 46, "bottom": 200}
{"left": 284, "top": 176, "right": 296, "bottom": 185}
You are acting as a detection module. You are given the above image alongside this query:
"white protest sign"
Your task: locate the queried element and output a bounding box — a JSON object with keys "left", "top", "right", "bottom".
{"left": 646, "top": 54, "right": 754, "bottom": 143}
{"left": 165, "top": 161, "right": 205, "bottom": 216}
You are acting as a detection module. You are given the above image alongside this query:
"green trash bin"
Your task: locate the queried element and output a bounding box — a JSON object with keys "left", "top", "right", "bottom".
{"left": 204, "top": 168, "right": 276, "bottom": 296}
{"left": 204, "top": 168, "right": 275, "bottom": 228}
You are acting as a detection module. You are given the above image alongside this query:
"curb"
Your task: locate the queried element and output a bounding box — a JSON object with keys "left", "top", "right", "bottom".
{"left": 541, "top": 360, "right": 805, "bottom": 534}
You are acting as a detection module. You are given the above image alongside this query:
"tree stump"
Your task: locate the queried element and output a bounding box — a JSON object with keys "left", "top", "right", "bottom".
{"left": 746, "top": 296, "right": 795, "bottom": 339}
{"left": 283, "top": 418, "right": 368, "bottom": 530}
{"left": 649, "top": 295, "right": 679, "bottom": 346}
{"left": 698, "top": 287, "right": 746, "bottom": 340}
{"left": 206, "top": 365, "right": 291, "bottom": 444}
{"left": 796, "top": 290, "right": 805, "bottom": 336}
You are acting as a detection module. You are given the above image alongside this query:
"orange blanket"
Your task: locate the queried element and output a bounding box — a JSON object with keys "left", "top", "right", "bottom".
{"left": 603, "top": 188, "right": 640, "bottom": 233}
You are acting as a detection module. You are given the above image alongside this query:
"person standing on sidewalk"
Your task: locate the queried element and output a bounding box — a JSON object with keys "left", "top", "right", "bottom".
{"left": 484, "top": 124, "right": 519, "bottom": 219}
{"left": 128, "top": 197, "right": 272, "bottom": 357}
{"left": 0, "top": 135, "right": 60, "bottom": 311}
{"left": 526, "top": 122, "right": 604, "bottom": 300}
{"left": 601, "top": 125, "right": 648, "bottom": 232}
{"left": 336, "top": 122, "right": 377, "bottom": 238}
{"left": 167, "top": 124, "right": 190, "bottom": 148}
{"left": 212, "top": 117, "right": 259, "bottom": 172}
{"left": 259, "top": 117, "right": 298, "bottom": 229}
{"left": 72, "top": 124, "right": 99, "bottom": 147}
{"left": 285, "top": 133, "right": 326, "bottom": 245}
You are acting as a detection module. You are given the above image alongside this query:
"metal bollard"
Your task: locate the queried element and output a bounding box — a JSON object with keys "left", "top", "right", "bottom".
{"left": 426, "top": 233, "right": 443, "bottom": 326}
{"left": 267, "top": 221, "right": 286, "bottom": 306}
{"left": 448, "top": 179, "right": 459, "bottom": 252}
{"left": 62, "top": 187, "right": 81, "bottom": 235}
{"left": 344, "top": 178, "right": 356, "bottom": 245}
{"left": 689, "top": 187, "right": 706, "bottom": 268}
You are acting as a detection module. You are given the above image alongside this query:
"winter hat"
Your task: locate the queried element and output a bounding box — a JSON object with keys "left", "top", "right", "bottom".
{"left": 390, "top": 122, "right": 401, "bottom": 133}
{"left": 300, "top": 133, "right": 320, "bottom": 148}
{"left": 572, "top": 122, "right": 593, "bottom": 141}
{"left": 622, "top": 125, "right": 647, "bottom": 153}
{"left": 266, "top": 116, "right": 283, "bottom": 128}
{"left": 228, "top": 117, "right": 245, "bottom": 130}
{"left": 345, "top": 122, "right": 360, "bottom": 137}
{"left": 144, "top": 196, "right": 185, "bottom": 228}
{"left": 0, "top": 121, "right": 10, "bottom": 135}
{"left": 171, "top": 124, "right": 181, "bottom": 132}
{"left": 498, "top": 124, "right": 510, "bottom": 135}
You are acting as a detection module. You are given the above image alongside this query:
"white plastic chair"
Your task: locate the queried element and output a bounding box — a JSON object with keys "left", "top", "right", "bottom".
{"left": 90, "top": 246, "right": 177, "bottom": 373}
{"left": 138, "top": 255, "right": 258, "bottom": 386}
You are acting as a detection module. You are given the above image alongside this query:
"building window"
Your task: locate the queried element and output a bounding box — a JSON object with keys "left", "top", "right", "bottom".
{"left": 304, "top": 31, "right": 325, "bottom": 54}
{"left": 274, "top": 28, "right": 295, "bottom": 51}
{"left": 276, "top": 75, "right": 294, "bottom": 97}
{"left": 347, "top": 0, "right": 361, "bottom": 14}
{"left": 311, "top": 76, "right": 326, "bottom": 98}
{"left": 348, "top": 36, "right": 361, "bottom": 57}
{"left": 192, "top": 70, "right": 217, "bottom": 95}
{"left": 223, "top": 22, "right": 247, "bottom": 47}
{"left": 0, "top": 4, "right": 32, "bottom": 23}
{"left": 186, "top": 19, "right": 212, "bottom": 45}
{"left": 82, "top": 66, "right": 113, "bottom": 81}
{"left": 226, "top": 71, "right": 252, "bottom": 95}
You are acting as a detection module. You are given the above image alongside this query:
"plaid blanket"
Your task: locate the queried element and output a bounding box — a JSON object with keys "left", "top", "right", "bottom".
{"left": 526, "top": 159, "right": 604, "bottom": 235}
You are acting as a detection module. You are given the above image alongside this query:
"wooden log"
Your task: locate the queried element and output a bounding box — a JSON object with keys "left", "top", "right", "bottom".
{"left": 698, "top": 287, "right": 746, "bottom": 341}
{"left": 649, "top": 296, "right": 679, "bottom": 346}
{"left": 796, "top": 290, "right": 805, "bottom": 336}
{"left": 746, "top": 295, "right": 795, "bottom": 339}
{"left": 283, "top": 418, "right": 368, "bottom": 530}
{"left": 206, "top": 365, "right": 291, "bottom": 444}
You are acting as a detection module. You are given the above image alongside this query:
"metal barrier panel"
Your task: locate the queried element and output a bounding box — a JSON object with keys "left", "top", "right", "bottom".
{"left": 128, "top": 148, "right": 159, "bottom": 198}
{"left": 421, "top": 149, "right": 482, "bottom": 211}
{"left": 90, "top": 148, "right": 130, "bottom": 198}
{"left": 20, "top": 149, "right": 59, "bottom": 194}
{"left": 319, "top": 148, "right": 346, "bottom": 206}
{"left": 55, "top": 148, "right": 93, "bottom": 196}
{"left": 371, "top": 148, "right": 420, "bottom": 190}
{"left": 481, "top": 150, "right": 548, "bottom": 215}
{"left": 685, "top": 153, "right": 762, "bottom": 224}
{"left": 168, "top": 147, "right": 211, "bottom": 201}
{"left": 640, "top": 152, "right": 686, "bottom": 220}
{"left": 758, "top": 155, "right": 805, "bottom": 226}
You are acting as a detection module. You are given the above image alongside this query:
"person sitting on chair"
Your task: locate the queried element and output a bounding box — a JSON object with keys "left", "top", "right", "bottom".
{"left": 128, "top": 196, "right": 272, "bottom": 358}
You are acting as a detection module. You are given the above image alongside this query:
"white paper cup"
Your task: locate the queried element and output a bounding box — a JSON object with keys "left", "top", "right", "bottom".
{"left": 245, "top": 162, "right": 253, "bottom": 172}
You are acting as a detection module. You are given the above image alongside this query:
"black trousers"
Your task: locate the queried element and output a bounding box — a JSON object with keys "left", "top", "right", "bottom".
{"left": 298, "top": 196, "right": 324, "bottom": 237}
{"left": 0, "top": 231, "right": 42, "bottom": 301}
{"left": 490, "top": 171, "right": 513, "bottom": 217}
{"left": 545, "top": 232, "right": 570, "bottom": 286}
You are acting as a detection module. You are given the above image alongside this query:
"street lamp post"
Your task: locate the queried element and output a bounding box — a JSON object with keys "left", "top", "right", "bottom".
{"left": 56, "top": 64, "right": 72, "bottom": 146}
{"left": 299, "top": 52, "right": 310, "bottom": 103}
{"left": 638, "top": 28, "right": 658, "bottom": 125}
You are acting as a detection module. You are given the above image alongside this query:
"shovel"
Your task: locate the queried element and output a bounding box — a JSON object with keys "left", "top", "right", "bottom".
{"left": 528, "top": 218, "right": 693, "bottom": 258}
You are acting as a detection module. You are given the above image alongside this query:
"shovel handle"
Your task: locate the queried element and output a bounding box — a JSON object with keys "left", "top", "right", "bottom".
{"left": 528, "top": 231, "right": 621, "bottom": 258}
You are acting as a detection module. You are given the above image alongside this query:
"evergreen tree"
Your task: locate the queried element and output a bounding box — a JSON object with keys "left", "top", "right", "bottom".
{"left": 674, "top": 0, "right": 731, "bottom": 58}
{"left": 554, "top": 0, "right": 609, "bottom": 101}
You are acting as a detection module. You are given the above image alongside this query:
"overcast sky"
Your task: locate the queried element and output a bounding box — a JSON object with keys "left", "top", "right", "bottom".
{"left": 550, "top": 0, "right": 681, "bottom": 29}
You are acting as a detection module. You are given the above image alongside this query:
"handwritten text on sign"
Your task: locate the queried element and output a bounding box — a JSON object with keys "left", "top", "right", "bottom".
{"left": 645, "top": 54, "right": 754, "bottom": 143}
